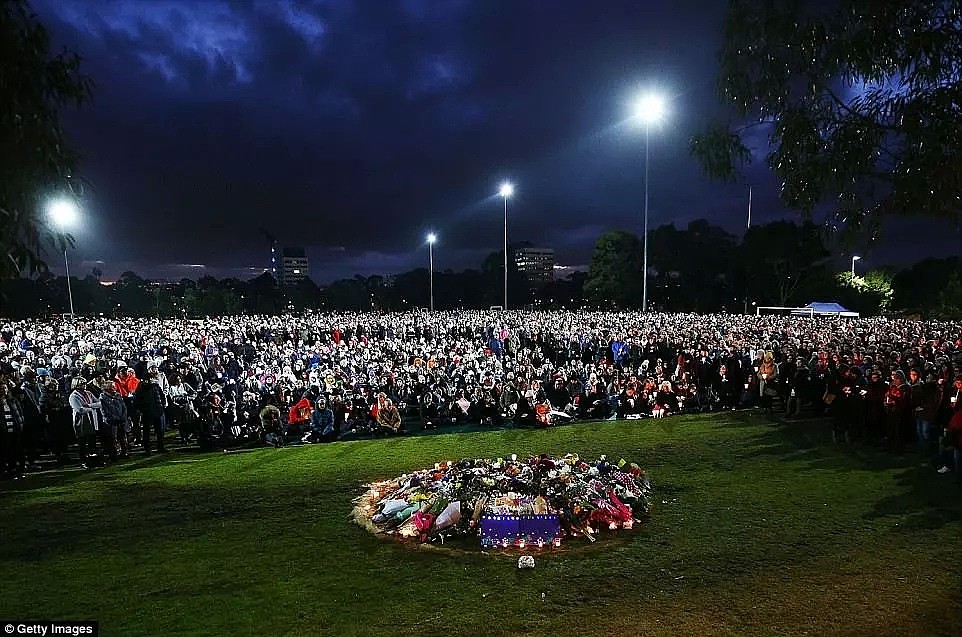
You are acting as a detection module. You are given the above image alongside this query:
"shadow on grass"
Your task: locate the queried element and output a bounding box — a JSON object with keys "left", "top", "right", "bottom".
{"left": 865, "top": 466, "right": 962, "bottom": 531}
{"left": 0, "top": 450, "right": 211, "bottom": 494}
{"left": 0, "top": 478, "right": 346, "bottom": 563}
{"left": 738, "top": 415, "right": 962, "bottom": 531}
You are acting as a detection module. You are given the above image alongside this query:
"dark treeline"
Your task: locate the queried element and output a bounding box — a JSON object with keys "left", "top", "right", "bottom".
{"left": 2, "top": 220, "right": 960, "bottom": 319}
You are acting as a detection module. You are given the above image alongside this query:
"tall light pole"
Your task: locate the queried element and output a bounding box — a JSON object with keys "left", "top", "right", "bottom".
{"left": 48, "top": 198, "right": 79, "bottom": 320}
{"left": 499, "top": 182, "right": 514, "bottom": 310}
{"left": 851, "top": 255, "right": 861, "bottom": 277}
{"left": 633, "top": 93, "right": 666, "bottom": 313}
{"left": 426, "top": 233, "right": 436, "bottom": 311}
{"left": 747, "top": 185, "right": 752, "bottom": 230}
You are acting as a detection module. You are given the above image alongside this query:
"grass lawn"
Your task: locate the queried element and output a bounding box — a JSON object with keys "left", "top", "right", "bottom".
{"left": 1, "top": 412, "right": 961, "bottom": 637}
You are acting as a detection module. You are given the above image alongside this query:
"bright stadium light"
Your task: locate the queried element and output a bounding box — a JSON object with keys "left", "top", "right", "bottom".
{"left": 47, "top": 197, "right": 81, "bottom": 320}
{"left": 499, "top": 182, "right": 514, "bottom": 198}
{"left": 49, "top": 198, "right": 80, "bottom": 230}
{"left": 427, "top": 233, "right": 437, "bottom": 244}
{"left": 633, "top": 93, "right": 666, "bottom": 124}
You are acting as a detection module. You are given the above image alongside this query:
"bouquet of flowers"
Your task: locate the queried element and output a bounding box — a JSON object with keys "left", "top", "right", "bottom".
{"left": 353, "top": 452, "right": 652, "bottom": 549}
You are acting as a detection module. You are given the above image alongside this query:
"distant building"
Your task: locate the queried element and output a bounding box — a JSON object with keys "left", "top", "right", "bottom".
{"left": 514, "top": 247, "right": 555, "bottom": 285}
{"left": 280, "top": 247, "right": 309, "bottom": 285}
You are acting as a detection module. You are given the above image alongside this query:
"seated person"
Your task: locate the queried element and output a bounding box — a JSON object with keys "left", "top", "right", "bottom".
{"left": 452, "top": 390, "right": 475, "bottom": 424}
{"left": 287, "top": 396, "right": 313, "bottom": 434}
{"left": 419, "top": 389, "right": 443, "bottom": 429}
{"left": 618, "top": 384, "right": 642, "bottom": 419}
{"left": 514, "top": 394, "right": 536, "bottom": 427}
{"left": 652, "top": 381, "right": 679, "bottom": 418}
{"left": 258, "top": 403, "right": 284, "bottom": 448}
{"left": 302, "top": 397, "right": 335, "bottom": 443}
{"left": 534, "top": 389, "right": 556, "bottom": 427}
{"left": 376, "top": 398, "right": 403, "bottom": 434}
{"left": 477, "top": 388, "right": 502, "bottom": 426}
{"left": 336, "top": 397, "right": 374, "bottom": 438}
{"left": 546, "top": 378, "right": 571, "bottom": 414}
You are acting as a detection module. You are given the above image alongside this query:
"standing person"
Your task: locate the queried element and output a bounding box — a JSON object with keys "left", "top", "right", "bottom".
{"left": 17, "top": 368, "right": 45, "bottom": 468}
{"left": 147, "top": 362, "right": 170, "bottom": 434}
{"left": 713, "top": 364, "right": 740, "bottom": 411}
{"left": 114, "top": 364, "right": 141, "bottom": 447}
{"left": 99, "top": 381, "right": 129, "bottom": 459}
{"left": 40, "top": 375, "right": 70, "bottom": 465}
{"left": 884, "top": 370, "right": 911, "bottom": 453}
{"left": 113, "top": 363, "right": 140, "bottom": 396}
{"left": 611, "top": 335, "right": 629, "bottom": 370}
{"left": 167, "top": 372, "right": 197, "bottom": 443}
{"left": 831, "top": 366, "right": 861, "bottom": 443}
{"left": 785, "top": 358, "right": 810, "bottom": 419}
{"left": 68, "top": 377, "right": 102, "bottom": 469}
{"left": 756, "top": 352, "right": 778, "bottom": 413}
{"left": 0, "top": 379, "right": 26, "bottom": 479}
{"left": 914, "top": 373, "right": 942, "bottom": 454}
{"left": 134, "top": 368, "right": 167, "bottom": 454}
{"left": 863, "top": 369, "right": 888, "bottom": 444}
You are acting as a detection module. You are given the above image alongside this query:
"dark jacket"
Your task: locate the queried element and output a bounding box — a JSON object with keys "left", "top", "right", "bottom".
{"left": 134, "top": 381, "right": 166, "bottom": 420}
{"left": 100, "top": 392, "right": 129, "bottom": 427}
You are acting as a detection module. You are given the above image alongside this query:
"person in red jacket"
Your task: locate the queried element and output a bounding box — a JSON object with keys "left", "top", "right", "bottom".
{"left": 113, "top": 365, "right": 140, "bottom": 397}
{"left": 287, "top": 397, "right": 313, "bottom": 435}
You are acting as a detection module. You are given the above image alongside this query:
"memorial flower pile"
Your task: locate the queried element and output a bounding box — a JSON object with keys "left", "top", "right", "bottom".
{"left": 353, "top": 453, "right": 651, "bottom": 549}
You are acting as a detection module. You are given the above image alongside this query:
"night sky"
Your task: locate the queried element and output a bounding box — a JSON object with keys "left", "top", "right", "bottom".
{"left": 34, "top": 0, "right": 961, "bottom": 284}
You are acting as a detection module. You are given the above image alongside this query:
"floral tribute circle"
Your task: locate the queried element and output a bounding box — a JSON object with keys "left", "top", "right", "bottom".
{"left": 353, "top": 454, "right": 651, "bottom": 550}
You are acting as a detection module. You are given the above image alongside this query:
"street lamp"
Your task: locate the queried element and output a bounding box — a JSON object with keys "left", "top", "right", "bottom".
{"left": 498, "top": 182, "right": 514, "bottom": 310}
{"left": 426, "top": 233, "right": 437, "bottom": 311}
{"left": 851, "top": 255, "right": 862, "bottom": 277}
{"left": 633, "top": 92, "right": 666, "bottom": 313}
{"left": 48, "top": 198, "right": 80, "bottom": 320}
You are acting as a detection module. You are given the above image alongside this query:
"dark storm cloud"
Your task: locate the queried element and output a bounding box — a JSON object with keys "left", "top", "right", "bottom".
{"left": 31, "top": 0, "right": 957, "bottom": 283}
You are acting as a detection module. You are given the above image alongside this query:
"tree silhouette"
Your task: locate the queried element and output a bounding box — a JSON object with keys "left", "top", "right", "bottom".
{"left": 584, "top": 230, "right": 643, "bottom": 308}
{"left": 0, "top": 0, "right": 93, "bottom": 278}
{"left": 691, "top": 0, "right": 962, "bottom": 238}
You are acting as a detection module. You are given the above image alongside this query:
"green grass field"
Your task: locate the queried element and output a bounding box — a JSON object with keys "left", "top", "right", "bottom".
{"left": 2, "top": 413, "right": 961, "bottom": 637}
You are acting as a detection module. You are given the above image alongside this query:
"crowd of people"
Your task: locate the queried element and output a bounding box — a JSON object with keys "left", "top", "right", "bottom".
{"left": 1, "top": 310, "right": 961, "bottom": 481}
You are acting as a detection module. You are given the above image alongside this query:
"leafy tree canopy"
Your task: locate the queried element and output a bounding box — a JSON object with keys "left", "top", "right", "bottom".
{"left": 691, "top": 0, "right": 962, "bottom": 237}
{"left": 584, "top": 230, "right": 643, "bottom": 308}
{"left": 1, "top": 0, "right": 92, "bottom": 278}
